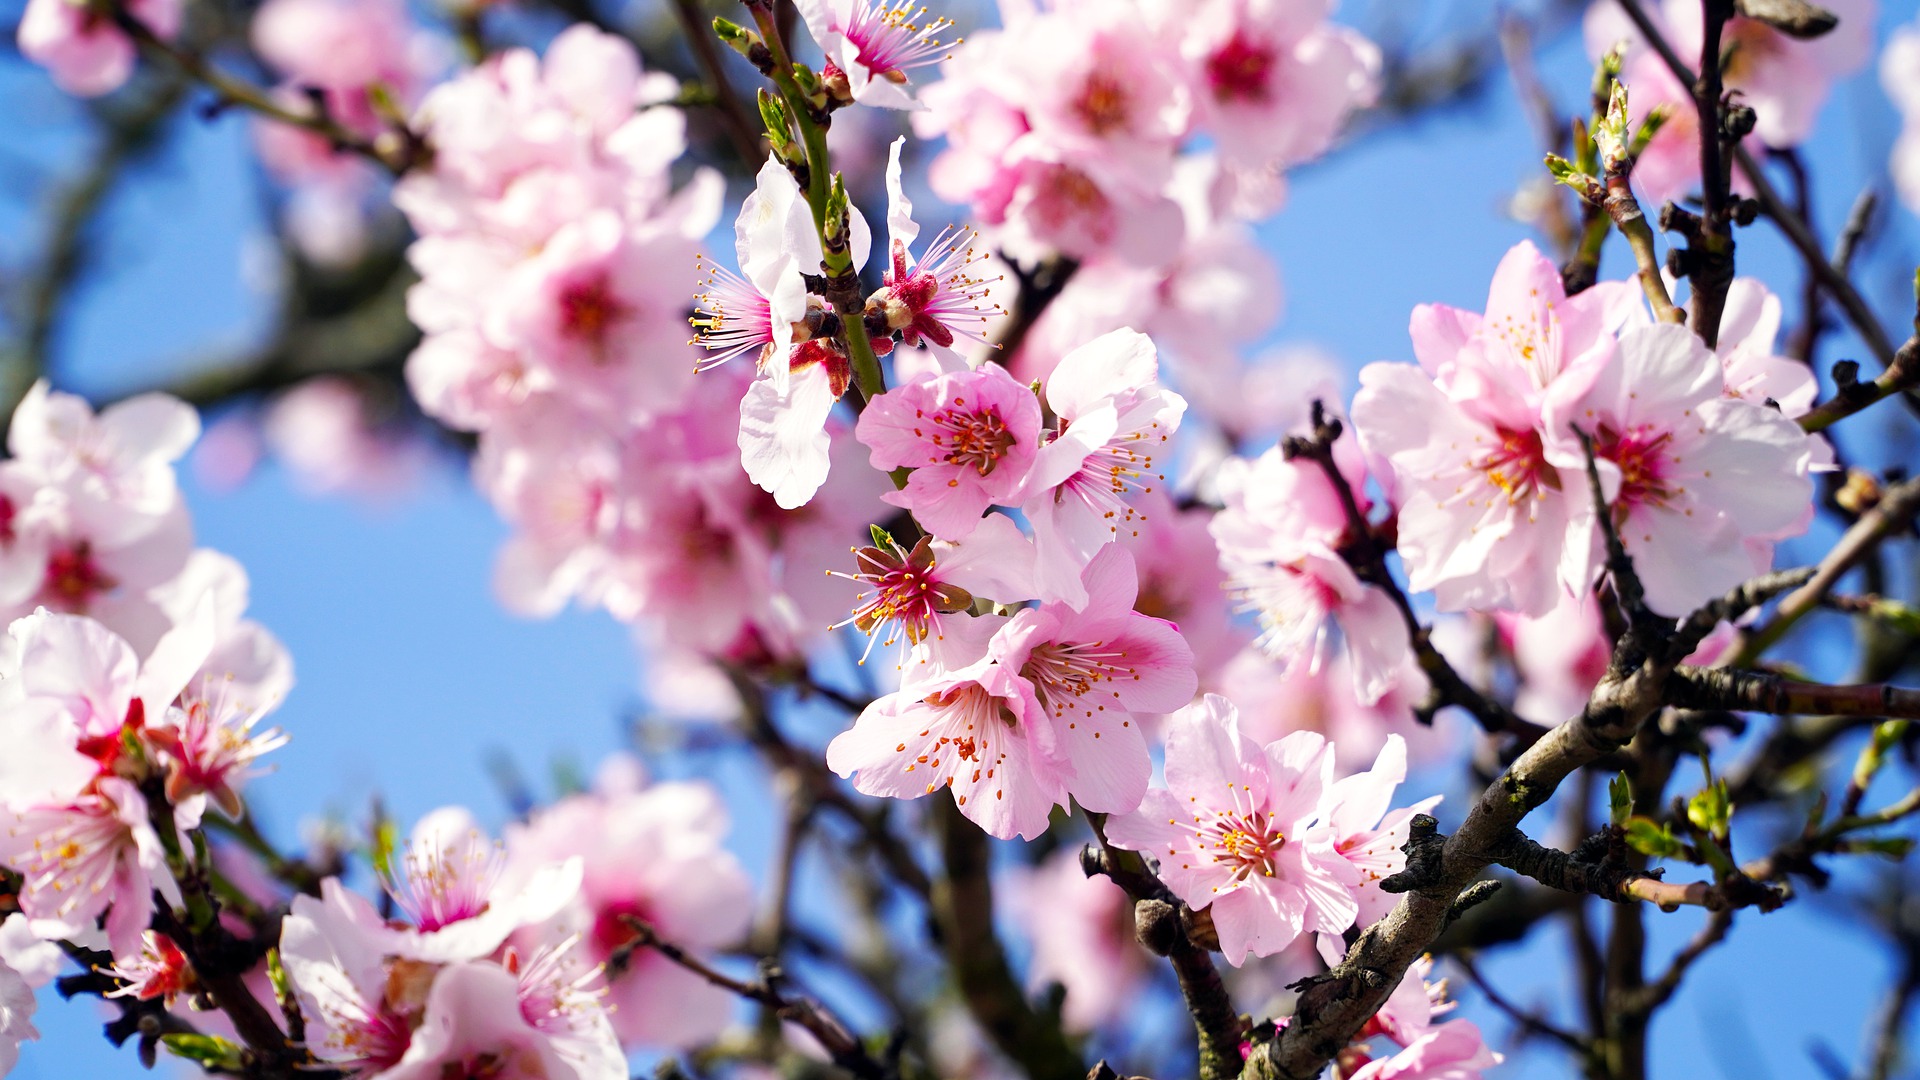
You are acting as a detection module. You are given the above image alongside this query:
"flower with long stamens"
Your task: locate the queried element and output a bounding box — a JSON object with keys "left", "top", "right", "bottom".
{"left": 689, "top": 256, "right": 778, "bottom": 371}
{"left": 381, "top": 808, "right": 584, "bottom": 964}
{"left": 828, "top": 513, "right": 1037, "bottom": 667}
{"left": 868, "top": 138, "right": 1004, "bottom": 355}
{"left": 798, "top": 0, "right": 959, "bottom": 109}
{"left": 102, "top": 932, "right": 192, "bottom": 1005}
{"left": 0, "top": 778, "right": 179, "bottom": 961}
{"left": 1106, "top": 694, "right": 1362, "bottom": 964}
{"left": 1018, "top": 329, "right": 1186, "bottom": 609}
{"left": 856, "top": 361, "right": 1042, "bottom": 540}
{"left": 149, "top": 676, "right": 289, "bottom": 823}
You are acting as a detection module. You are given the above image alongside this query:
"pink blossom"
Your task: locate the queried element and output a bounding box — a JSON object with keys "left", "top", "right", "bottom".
{"left": 1104, "top": 694, "right": 1360, "bottom": 964}
{"left": 280, "top": 879, "right": 417, "bottom": 1072}
{"left": 797, "top": 0, "right": 958, "bottom": 109}
{"left": 0, "top": 778, "right": 177, "bottom": 960}
{"left": 102, "top": 931, "right": 192, "bottom": 1004}
{"left": 1211, "top": 443, "right": 1409, "bottom": 705}
{"left": 1709, "top": 278, "right": 1820, "bottom": 416}
{"left": 1561, "top": 321, "right": 1814, "bottom": 616}
{"left": 1003, "top": 847, "right": 1147, "bottom": 1032}
{"left": 1219, "top": 645, "right": 1448, "bottom": 773}
{"left": 0, "top": 955, "right": 36, "bottom": 1074}
{"left": 1020, "top": 328, "right": 1186, "bottom": 608}
{"left": 1351, "top": 241, "right": 1641, "bottom": 616}
{"left": 17, "top": 0, "right": 180, "bottom": 97}
{"left": 1347, "top": 1018, "right": 1503, "bottom": 1080}
{"left": 1120, "top": 487, "right": 1251, "bottom": 688}
{"left": 381, "top": 808, "right": 584, "bottom": 965}
{"left": 1499, "top": 594, "right": 1614, "bottom": 725}
{"left": 1319, "top": 735, "right": 1441, "bottom": 926}
{"left": 830, "top": 545, "right": 1195, "bottom": 838}
{"left": 857, "top": 362, "right": 1042, "bottom": 539}
{"left": 377, "top": 959, "right": 619, "bottom": 1080}
{"left": 8, "top": 381, "right": 199, "bottom": 523}
{"left": 1159, "top": 0, "right": 1380, "bottom": 181}
{"left": 737, "top": 342, "right": 850, "bottom": 510}
{"left": 504, "top": 765, "right": 754, "bottom": 1048}
{"left": 828, "top": 512, "right": 1038, "bottom": 667}
{"left": 262, "top": 377, "right": 432, "bottom": 499}
{"left": 874, "top": 138, "right": 1003, "bottom": 354}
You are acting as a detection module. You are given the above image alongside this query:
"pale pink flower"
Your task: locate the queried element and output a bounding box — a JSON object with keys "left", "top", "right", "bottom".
{"left": 18, "top": 0, "right": 180, "bottom": 96}
{"left": 1560, "top": 321, "right": 1814, "bottom": 615}
{"left": 0, "top": 954, "right": 35, "bottom": 1074}
{"left": 145, "top": 549, "right": 295, "bottom": 713}
{"left": 857, "top": 362, "right": 1042, "bottom": 539}
{"left": 102, "top": 930, "right": 192, "bottom": 1004}
{"left": 1003, "top": 847, "right": 1146, "bottom": 1032}
{"left": 1219, "top": 645, "right": 1447, "bottom": 773}
{"left": 148, "top": 681, "right": 289, "bottom": 822}
{"left": 0, "top": 778, "right": 178, "bottom": 960}
{"left": 1104, "top": 694, "right": 1360, "bottom": 964}
{"left": 379, "top": 960, "right": 621, "bottom": 1080}
{"left": 262, "top": 377, "right": 431, "bottom": 499}
{"left": 1709, "top": 278, "right": 1820, "bottom": 416}
{"left": 1120, "top": 487, "right": 1251, "bottom": 688}
{"left": 279, "top": 879, "right": 417, "bottom": 1072}
{"left": 1020, "top": 328, "right": 1186, "bottom": 608}
{"left": 380, "top": 807, "right": 584, "bottom": 965}
{"left": 0, "top": 914, "right": 62, "bottom": 989}
{"left": 1320, "top": 735, "right": 1442, "bottom": 926}
{"left": 828, "top": 511, "right": 1038, "bottom": 667}
{"left": 1884, "top": 22, "right": 1920, "bottom": 212}
{"left": 874, "top": 138, "right": 1003, "bottom": 354}
{"left": 737, "top": 341, "right": 850, "bottom": 511}
{"left": 8, "top": 381, "right": 199, "bottom": 523}
{"left": 504, "top": 766, "right": 754, "bottom": 1048}
{"left": 1351, "top": 241, "right": 1641, "bottom": 616}
{"left": 1160, "top": 0, "right": 1380, "bottom": 180}
{"left": 1211, "top": 444, "right": 1409, "bottom": 705}
{"left": 1499, "top": 594, "right": 1613, "bottom": 725}
{"left": 797, "top": 0, "right": 958, "bottom": 109}
{"left": 1347, "top": 1018, "right": 1503, "bottom": 1080}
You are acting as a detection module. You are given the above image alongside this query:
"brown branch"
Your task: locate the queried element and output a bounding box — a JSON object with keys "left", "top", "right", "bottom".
{"left": 612, "top": 917, "right": 893, "bottom": 1080}
{"left": 668, "top": 0, "right": 764, "bottom": 166}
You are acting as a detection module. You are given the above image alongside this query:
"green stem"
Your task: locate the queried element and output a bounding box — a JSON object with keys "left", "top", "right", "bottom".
{"left": 744, "top": 3, "right": 886, "bottom": 402}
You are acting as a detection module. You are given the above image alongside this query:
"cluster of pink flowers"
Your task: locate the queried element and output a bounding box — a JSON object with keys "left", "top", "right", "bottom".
{"left": 1585, "top": 0, "right": 1874, "bottom": 207}
{"left": 913, "top": 0, "right": 1373, "bottom": 394}
{"left": 1106, "top": 695, "right": 1435, "bottom": 961}
{"left": 1350, "top": 241, "right": 1817, "bottom": 620}
{"left": 394, "top": 28, "right": 885, "bottom": 662}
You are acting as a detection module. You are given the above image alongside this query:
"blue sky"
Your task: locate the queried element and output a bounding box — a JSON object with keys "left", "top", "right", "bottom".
{"left": 3, "top": 0, "right": 1919, "bottom": 1076}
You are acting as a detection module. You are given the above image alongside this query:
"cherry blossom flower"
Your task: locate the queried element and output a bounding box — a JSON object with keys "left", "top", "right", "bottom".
{"left": 102, "top": 931, "right": 193, "bottom": 1005}
{"left": 1559, "top": 321, "right": 1814, "bottom": 616}
{"left": 1351, "top": 241, "right": 1641, "bottom": 616}
{"left": 0, "top": 777, "right": 178, "bottom": 960}
{"left": 18, "top": 0, "right": 180, "bottom": 97}
{"left": 262, "top": 378, "right": 433, "bottom": 499}
{"left": 7, "top": 382, "right": 199, "bottom": 523}
{"left": 504, "top": 762, "right": 754, "bottom": 1048}
{"left": 1120, "top": 487, "right": 1251, "bottom": 689}
{"left": 797, "top": 0, "right": 958, "bottom": 109}
{"left": 1104, "top": 694, "right": 1359, "bottom": 963}
{"left": 829, "top": 512, "right": 1038, "bottom": 667}
{"left": 381, "top": 808, "right": 584, "bottom": 964}
{"left": 1210, "top": 441, "right": 1409, "bottom": 705}
{"left": 1220, "top": 645, "right": 1447, "bottom": 773}
{"left": 380, "top": 959, "right": 622, "bottom": 1080}
{"left": 1003, "top": 847, "right": 1147, "bottom": 1032}
{"left": 856, "top": 362, "right": 1042, "bottom": 539}
{"left": 1320, "top": 735, "right": 1441, "bottom": 926}
{"left": 872, "top": 138, "right": 1003, "bottom": 354}
{"left": 0, "top": 956, "right": 37, "bottom": 1075}
{"left": 280, "top": 879, "right": 419, "bottom": 1072}
{"left": 1347, "top": 1018, "right": 1503, "bottom": 1080}
{"left": 1160, "top": 0, "right": 1380, "bottom": 186}
{"left": 1019, "top": 328, "right": 1186, "bottom": 608}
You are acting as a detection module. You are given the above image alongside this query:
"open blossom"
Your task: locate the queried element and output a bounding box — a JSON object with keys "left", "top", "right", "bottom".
{"left": 1351, "top": 241, "right": 1641, "bottom": 616}
{"left": 1348, "top": 1019, "right": 1503, "bottom": 1080}
{"left": 1020, "top": 328, "right": 1187, "bottom": 608}
{"left": 873, "top": 138, "right": 1003, "bottom": 355}
{"left": 0, "top": 955, "right": 36, "bottom": 1074}
{"left": 1885, "top": 19, "right": 1920, "bottom": 212}
{"left": 18, "top": 0, "right": 180, "bottom": 96}
{"left": 798, "top": 0, "right": 957, "bottom": 109}
{"left": 1104, "top": 694, "right": 1360, "bottom": 964}
{"left": 830, "top": 512, "right": 1038, "bottom": 667}
{"left": 504, "top": 761, "right": 754, "bottom": 1048}
{"left": 857, "top": 362, "right": 1042, "bottom": 539}
{"left": 1211, "top": 440, "right": 1409, "bottom": 705}
{"left": 1319, "top": 735, "right": 1441, "bottom": 926}
{"left": 380, "top": 808, "right": 584, "bottom": 965}
{"left": 829, "top": 546, "right": 1196, "bottom": 839}
{"left": 1158, "top": 0, "right": 1380, "bottom": 187}
{"left": 102, "top": 931, "right": 193, "bottom": 1004}
{"left": 1558, "top": 321, "right": 1813, "bottom": 616}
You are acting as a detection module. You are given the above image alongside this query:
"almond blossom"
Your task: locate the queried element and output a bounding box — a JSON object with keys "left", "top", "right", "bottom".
{"left": 829, "top": 545, "right": 1196, "bottom": 838}
{"left": 797, "top": 0, "right": 958, "bottom": 109}
{"left": 1019, "top": 328, "right": 1187, "bottom": 608}
{"left": 1347, "top": 1019, "right": 1503, "bottom": 1080}
{"left": 18, "top": 0, "right": 181, "bottom": 96}
{"left": 503, "top": 760, "right": 754, "bottom": 1048}
{"left": 1320, "top": 734, "right": 1441, "bottom": 926}
{"left": 1210, "top": 440, "right": 1409, "bottom": 705}
{"left": 856, "top": 362, "right": 1043, "bottom": 539}
{"left": 873, "top": 137, "right": 1003, "bottom": 355}
{"left": 1103, "top": 694, "right": 1361, "bottom": 964}
{"left": 1351, "top": 240, "right": 1641, "bottom": 616}
{"left": 829, "top": 512, "right": 1038, "bottom": 667}
{"left": 1559, "top": 321, "right": 1814, "bottom": 616}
